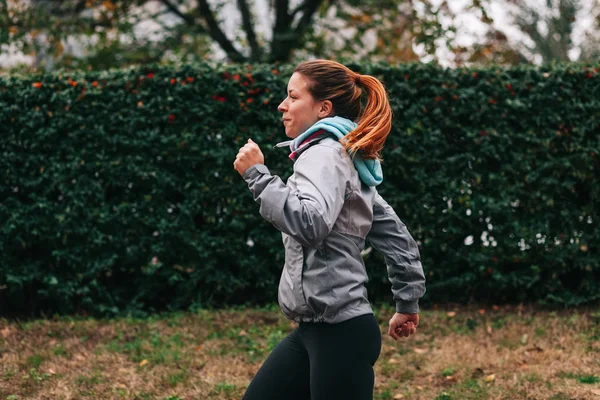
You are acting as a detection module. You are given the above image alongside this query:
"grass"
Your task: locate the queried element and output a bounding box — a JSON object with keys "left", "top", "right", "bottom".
{"left": 0, "top": 304, "right": 599, "bottom": 399}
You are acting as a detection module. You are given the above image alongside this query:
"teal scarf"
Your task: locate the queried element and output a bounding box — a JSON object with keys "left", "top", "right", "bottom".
{"left": 291, "top": 116, "right": 383, "bottom": 187}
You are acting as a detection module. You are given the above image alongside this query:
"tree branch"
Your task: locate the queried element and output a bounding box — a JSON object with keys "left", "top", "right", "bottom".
{"left": 514, "top": 8, "right": 554, "bottom": 62}
{"left": 551, "top": 0, "right": 577, "bottom": 60}
{"left": 270, "top": 0, "right": 293, "bottom": 62}
{"left": 237, "top": 0, "right": 261, "bottom": 61}
{"left": 197, "top": 0, "right": 245, "bottom": 61}
{"left": 290, "top": 2, "right": 304, "bottom": 20}
{"left": 274, "top": 0, "right": 292, "bottom": 33}
{"left": 73, "top": 0, "right": 88, "bottom": 15}
{"left": 293, "top": 0, "right": 323, "bottom": 37}
{"left": 160, "top": 0, "right": 196, "bottom": 26}
{"left": 30, "top": 0, "right": 87, "bottom": 17}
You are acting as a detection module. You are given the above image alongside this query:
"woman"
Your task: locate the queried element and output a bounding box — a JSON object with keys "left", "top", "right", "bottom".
{"left": 233, "top": 60, "right": 426, "bottom": 400}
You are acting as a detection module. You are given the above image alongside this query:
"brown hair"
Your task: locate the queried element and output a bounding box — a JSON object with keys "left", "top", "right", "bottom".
{"left": 293, "top": 60, "right": 392, "bottom": 160}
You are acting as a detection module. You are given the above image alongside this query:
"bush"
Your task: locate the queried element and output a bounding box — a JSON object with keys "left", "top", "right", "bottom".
{"left": 0, "top": 62, "right": 598, "bottom": 316}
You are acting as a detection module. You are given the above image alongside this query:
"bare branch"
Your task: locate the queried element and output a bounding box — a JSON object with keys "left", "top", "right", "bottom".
{"left": 160, "top": 0, "right": 196, "bottom": 26}
{"left": 237, "top": 0, "right": 261, "bottom": 60}
{"left": 290, "top": 2, "right": 304, "bottom": 20}
{"left": 270, "top": 0, "right": 293, "bottom": 62}
{"left": 270, "top": 0, "right": 322, "bottom": 62}
{"left": 514, "top": 10, "right": 555, "bottom": 62}
{"left": 294, "top": 0, "right": 323, "bottom": 36}
{"left": 28, "top": 0, "right": 87, "bottom": 17}
{"left": 274, "top": 0, "right": 291, "bottom": 34}
{"left": 197, "top": 0, "right": 245, "bottom": 61}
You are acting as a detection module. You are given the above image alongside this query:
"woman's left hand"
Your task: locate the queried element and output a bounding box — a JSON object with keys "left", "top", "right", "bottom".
{"left": 234, "top": 139, "right": 264, "bottom": 176}
{"left": 388, "top": 312, "right": 419, "bottom": 340}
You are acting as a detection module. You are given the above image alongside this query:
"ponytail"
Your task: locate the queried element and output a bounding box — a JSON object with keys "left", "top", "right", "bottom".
{"left": 294, "top": 60, "right": 393, "bottom": 160}
{"left": 340, "top": 74, "right": 392, "bottom": 160}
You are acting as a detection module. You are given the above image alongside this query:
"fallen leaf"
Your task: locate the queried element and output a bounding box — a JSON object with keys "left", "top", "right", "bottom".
{"left": 591, "top": 389, "right": 600, "bottom": 396}
{"left": 472, "top": 368, "right": 485, "bottom": 378}
{"left": 521, "top": 334, "right": 528, "bottom": 345}
{"left": 446, "top": 311, "right": 456, "bottom": 318}
{"left": 239, "top": 329, "right": 248, "bottom": 336}
{"left": 48, "top": 369, "right": 56, "bottom": 375}
{"left": 139, "top": 359, "right": 149, "bottom": 367}
{"left": 485, "top": 374, "right": 495, "bottom": 382}
{"left": 415, "top": 385, "right": 423, "bottom": 391}
{"left": 486, "top": 325, "right": 493, "bottom": 335}
{"left": 393, "top": 394, "right": 405, "bottom": 399}
{"left": 1, "top": 328, "right": 10, "bottom": 338}
{"left": 445, "top": 375, "right": 457, "bottom": 382}
{"left": 195, "top": 345, "right": 203, "bottom": 352}
{"left": 526, "top": 345, "right": 544, "bottom": 352}
{"left": 413, "top": 348, "right": 428, "bottom": 354}
{"left": 389, "top": 358, "right": 399, "bottom": 364}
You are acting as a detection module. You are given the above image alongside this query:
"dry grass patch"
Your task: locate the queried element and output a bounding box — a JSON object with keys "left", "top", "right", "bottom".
{"left": 0, "top": 304, "right": 599, "bottom": 399}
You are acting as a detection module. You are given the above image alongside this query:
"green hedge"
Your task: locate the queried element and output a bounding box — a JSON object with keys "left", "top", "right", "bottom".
{"left": 1, "top": 62, "right": 598, "bottom": 317}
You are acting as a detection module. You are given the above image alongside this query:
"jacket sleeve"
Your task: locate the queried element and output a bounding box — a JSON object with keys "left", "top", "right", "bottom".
{"left": 241, "top": 145, "right": 350, "bottom": 248}
{"left": 366, "top": 192, "right": 426, "bottom": 314}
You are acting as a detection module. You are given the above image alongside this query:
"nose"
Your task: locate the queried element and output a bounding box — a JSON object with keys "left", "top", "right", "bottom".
{"left": 278, "top": 99, "right": 287, "bottom": 113}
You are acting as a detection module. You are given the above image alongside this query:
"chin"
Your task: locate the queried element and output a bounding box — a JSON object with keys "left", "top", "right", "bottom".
{"left": 285, "top": 129, "right": 297, "bottom": 139}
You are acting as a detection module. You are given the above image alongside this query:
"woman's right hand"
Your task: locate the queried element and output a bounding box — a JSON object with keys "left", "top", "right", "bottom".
{"left": 234, "top": 139, "right": 264, "bottom": 176}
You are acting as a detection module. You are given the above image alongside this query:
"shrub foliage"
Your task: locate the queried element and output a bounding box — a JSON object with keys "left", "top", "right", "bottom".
{"left": 1, "top": 63, "right": 598, "bottom": 316}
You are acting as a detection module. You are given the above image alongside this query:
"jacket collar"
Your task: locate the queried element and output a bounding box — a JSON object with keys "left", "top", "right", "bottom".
{"left": 274, "top": 129, "right": 330, "bottom": 161}
{"left": 272, "top": 117, "right": 384, "bottom": 186}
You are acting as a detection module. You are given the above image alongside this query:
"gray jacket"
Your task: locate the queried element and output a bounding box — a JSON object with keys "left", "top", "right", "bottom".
{"left": 242, "top": 136, "right": 425, "bottom": 323}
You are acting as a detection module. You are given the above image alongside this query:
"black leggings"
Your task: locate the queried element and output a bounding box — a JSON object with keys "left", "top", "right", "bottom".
{"left": 242, "top": 313, "right": 382, "bottom": 400}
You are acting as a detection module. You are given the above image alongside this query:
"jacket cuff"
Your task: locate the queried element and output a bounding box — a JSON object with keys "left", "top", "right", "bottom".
{"left": 396, "top": 299, "right": 419, "bottom": 314}
{"left": 242, "top": 164, "right": 270, "bottom": 181}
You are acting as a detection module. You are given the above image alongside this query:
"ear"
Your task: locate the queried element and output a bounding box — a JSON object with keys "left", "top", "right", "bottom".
{"left": 317, "top": 100, "right": 334, "bottom": 118}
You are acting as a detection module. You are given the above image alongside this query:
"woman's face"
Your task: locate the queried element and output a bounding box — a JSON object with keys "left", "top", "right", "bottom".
{"left": 278, "top": 72, "right": 324, "bottom": 139}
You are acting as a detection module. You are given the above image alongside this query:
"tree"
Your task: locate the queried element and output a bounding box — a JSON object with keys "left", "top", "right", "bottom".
{"left": 1, "top": 0, "right": 155, "bottom": 71}
{"left": 1, "top": 0, "right": 459, "bottom": 71}
{"left": 307, "top": 0, "right": 433, "bottom": 63}
{"left": 455, "top": 0, "right": 600, "bottom": 66}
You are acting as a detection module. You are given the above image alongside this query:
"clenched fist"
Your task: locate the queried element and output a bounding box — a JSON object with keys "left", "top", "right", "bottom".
{"left": 388, "top": 312, "right": 419, "bottom": 341}
{"left": 234, "top": 139, "right": 265, "bottom": 176}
